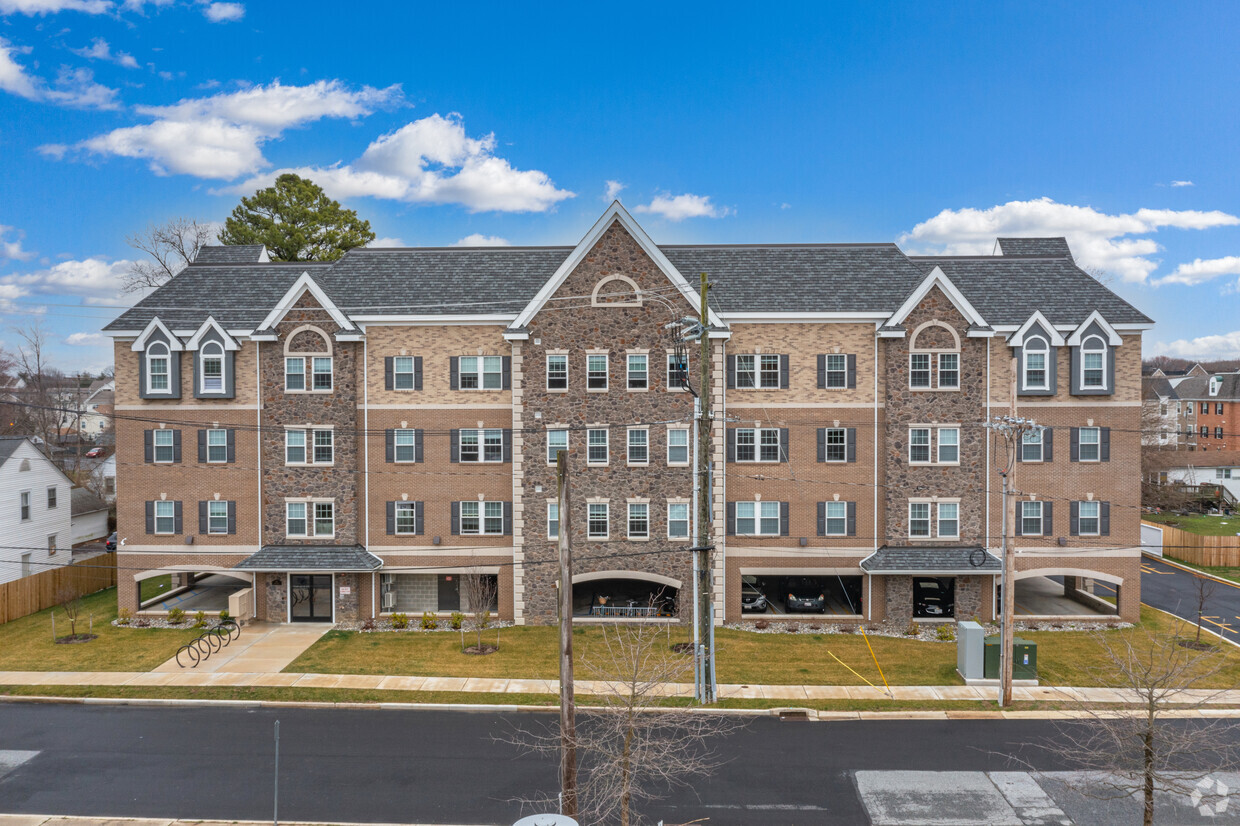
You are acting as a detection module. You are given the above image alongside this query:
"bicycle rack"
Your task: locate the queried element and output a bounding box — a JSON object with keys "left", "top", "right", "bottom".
{"left": 175, "top": 619, "right": 241, "bottom": 668}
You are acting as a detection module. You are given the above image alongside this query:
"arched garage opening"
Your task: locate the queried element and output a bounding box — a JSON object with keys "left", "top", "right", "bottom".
{"left": 135, "top": 567, "right": 253, "bottom": 613}
{"left": 1011, "top": 568, "right": 1122, "bottom": 617}
{"left": 572, "top": 571, "right": 680, "bottom": 618}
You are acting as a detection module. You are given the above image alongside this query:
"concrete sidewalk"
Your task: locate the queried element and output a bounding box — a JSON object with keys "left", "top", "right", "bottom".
{"left": 0, "top": 817, "right": 468, "bottom": 826}
{"left": 151, "top": 623, "right": 330, "bottom": 674}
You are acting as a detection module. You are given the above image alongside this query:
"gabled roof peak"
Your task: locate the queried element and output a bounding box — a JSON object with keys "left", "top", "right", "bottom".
{"left": 886, "top": 266, "right": 988, "bottom": 329}
{"left": 257, "top": 271, "right": 355, "bottom": 333}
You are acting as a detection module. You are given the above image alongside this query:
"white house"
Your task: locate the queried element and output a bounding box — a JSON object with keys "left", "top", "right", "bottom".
{"left": 0, "top": 436, "right": 74, "bottom": 584}
{"left": 1161, "top": 450, "right": 1240, "bottom": 508}
{"left": 70, "top": 487, "right": 110, "bottom": 545}
{"left": 90, "top": 453, "right": 116, "bottom": 503}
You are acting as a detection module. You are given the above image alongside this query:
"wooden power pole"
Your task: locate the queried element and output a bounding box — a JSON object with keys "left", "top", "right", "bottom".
{"left": 556, "top": 450, "right": 577, "bottom": 816}
{"left": 696, "top": 271, "right": 716, "bottom": 703}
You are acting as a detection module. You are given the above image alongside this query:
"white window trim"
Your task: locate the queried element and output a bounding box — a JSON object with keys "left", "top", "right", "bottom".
{"left": 1079, "top": 427, "right": 1101, "bottom": 463}
{"left": 627, "top": 427, "right": 649, "bottom": 466}
{"left": 1023, "top": 336, "right": 1049, "bottom": 390}
{"left": 1022, "top": 428, "right": 1044, "bottom": 463}
{"left": 666, "top": 426, "right": 690, "bottom": 467}
{"left": 665, "top": 351, "right": 687, "bottom": 393}
{"left": 586, "top": 352, "right": 609, "bottom": 393}
{"left": 936, "top": 501, "right": 959, "bottom": 539}
{"left": 627, "top": 502, "right": 650, "bottom": 541}
{"left": 546, "top": 353, "right": 568, "bottom": 393}
{"left": 587, "top": 501, "right": 610, "bottom": 541}
{"left": 1077, "top": 501, "right": 1101, "bottom": 536}
{"left": 460, "top": 500, "right": 505, "bottom": 536}
{"left": 153, "top": 500, "right": 176, "bottom": 535}
{"left": 735, "top": 426, "right": 782, "bottom": 463}
{"left": 1021, "top": 500, "right": 1044, "bottom": 536}
{"left": 936, "top": 427, "right": 960, "bottom": 466}
{"left": 822, "top": 500, "right": 847, "bottom": 536}
{"left": 908, "top": 501, "right": 932, "bottom": 539}
{"left": 284, "top": 427, "right": 334, "bottom": 466}
{"left": 284, "top": 356, "right": 306, "bottom": 392}
{"left": 153, "top": 429, "right": 175, "bottom": 464}
{"left": 908, "top": 427, "right": 932, "bottom": 465}
{"left": 459, "top": 428, "right": 505, "bottom": 464}
{"left": 823, "top": 353, "right": 848, "bottom": 390}
{"left": 546, "top": 429, "right": 568, "bottom": 466}
{"left": 547, "top": 500, "right": 560, "bottom": 540}
{"left": 392, "top": 356, "right": 416, "bottom": 391}
{"left": 936, "top": 352, "right": 961, "bottom": 391}
{"left": 821, "top": 427, "right": 848, "bottom": 463}
{"left": 19, "top": 490, "right": 31, "bottom": 522}
{"left": 285, "top": 498, "right": 335, "bottom": 539}
{"left": 667, "top": 498, "right": 691, "bottom": 540}
{"left": 206, "top": 428, "right": 228, "bottom": 464}
{"left": 1080, "top": 335, "right": 1108, "bottom": 390}
{"left": 735, "top": 500, "right": 782, "bottom": 537}
{"left": 587, "top": 427, "right": 610, "bottom": 466}
{"left": 908, "top": 352, "right": 932, "bottom": 390}
{"left": 393, "top": 501, "right": 419, "bottom": 535}
{"left": 626, "top": 351, "right": 649, "bottom": 392}
{"left": 457, "top": 355, "right": 504, "bottom": 391}
{"left": 207, "top": 500, "right": 229, "bottom": 535}
{"left": 199, "top": 341, "right": 226, "bottom": 395}
{"left": 145, "top": 344, "right": 173, "bottom": 395}
{"left": 392, "top": 428, "right": 418, "bottom": 464}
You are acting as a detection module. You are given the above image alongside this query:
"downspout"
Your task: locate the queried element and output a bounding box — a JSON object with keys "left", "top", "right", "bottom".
{"left": 254, "top": 340, "right": 261, "bottom": 620}
{"left": 363, "top": 329, "right": 374, "bottom": 620}
{"left": 870, "top": 327, "right": 879, "bottom": 622}
{"left": 986, "top": 337, "right": 993, "bottom": 621}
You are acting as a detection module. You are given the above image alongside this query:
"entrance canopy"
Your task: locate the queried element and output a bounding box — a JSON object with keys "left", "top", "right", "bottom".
{"left": 235, "top": 544, "right": 382, "bottom": 572}
{"left": 860, "top": 545, "right": 1001, "bottom": 576}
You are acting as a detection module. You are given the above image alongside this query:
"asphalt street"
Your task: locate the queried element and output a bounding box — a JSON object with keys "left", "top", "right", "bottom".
{"left": 1140, "top": 555, "right": 1240, "bottom": 645}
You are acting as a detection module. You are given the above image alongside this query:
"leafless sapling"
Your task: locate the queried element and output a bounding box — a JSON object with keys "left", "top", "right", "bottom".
{"left": 462, "top": 572, "right": 499, "bottom": 653}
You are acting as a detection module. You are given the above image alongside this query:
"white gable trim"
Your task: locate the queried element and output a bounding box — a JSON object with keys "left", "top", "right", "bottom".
{"left": 184, "top": 316, "right": 240, "bottom": 351}
{"left": 508, "top": 201, "right": 725, "bottom": 330}
{"left": 885, "top": 266, "right": 988, "bottom": 329}
{"left": 1066, "top": 310, "right": 1122, "bottom": 346}
{"left": 130, "top": 317, "right": 183, "bottom": 352}
{"left": 1008, "top": 311, "right": 1066, "bottom": 347}
{"left": 257, "top": 272, "right": 355, "bottom": 332}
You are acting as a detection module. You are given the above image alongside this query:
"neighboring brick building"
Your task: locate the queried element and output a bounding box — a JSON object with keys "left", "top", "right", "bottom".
{"left": 1174, "top": 373, "right": 1240, "bottom": 452}
{"left": 103, "top": 204, "right": 1152, "bottom": 626}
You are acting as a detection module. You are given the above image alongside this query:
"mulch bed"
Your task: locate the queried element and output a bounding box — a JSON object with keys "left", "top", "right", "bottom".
{"left": 54, "top": 634, "right": 98, "bottom": 644}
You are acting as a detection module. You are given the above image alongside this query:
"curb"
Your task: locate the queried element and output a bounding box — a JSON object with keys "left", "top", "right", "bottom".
{"left": 1145, "top": 552, "right": 1240, "bottom": 590}
{"left": 1145, "top": 605, "right": 1240, "bottom": 650}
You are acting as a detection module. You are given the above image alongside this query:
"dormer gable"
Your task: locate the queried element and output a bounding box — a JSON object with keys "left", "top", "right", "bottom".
{"left": 257, "top": 272, "right": 355, "bottom": 333}
{"left": 1008, "top": 311, "right": 1066, "bottom": 348}
{"left": 184, "top": 316, "right": 240, "bottom": 351}
{"left": 131, "top": 317, "right": 183, "bottom": 400}
{"left": 885, "top": 266, "right": 988, "bottom": 332}
{"left": 1067, "top": 311, "right": 1121, "bottom": 396}
{"left": 1009, "top": 311, "right": 1063, "bottom": 396}
{"left": 130, "top": 317, "right": 183, "bottom": 352}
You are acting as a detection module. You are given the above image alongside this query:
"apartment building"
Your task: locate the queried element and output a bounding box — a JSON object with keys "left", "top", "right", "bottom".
{"left": 103, "top": 203, "right": 1151, "bottom": 626}
{"left": 1175, "top": 373, "right": 1240, "bottom": 451}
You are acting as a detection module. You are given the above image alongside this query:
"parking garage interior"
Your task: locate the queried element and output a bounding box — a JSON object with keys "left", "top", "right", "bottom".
{"left": 573, "top": 578, "right": 678, "bottom": 618}
{"left": 139, "top": 571, "right": 251, "bottom": 612}
{"left": 742, "top": 574, "right": 863, "bottom": 616}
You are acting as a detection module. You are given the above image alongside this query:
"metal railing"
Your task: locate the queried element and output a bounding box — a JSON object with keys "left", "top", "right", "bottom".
{"left": 589, "top": 604, "right": 660, "bottom": 618}
{"left": 174, "top": 619, "right": 241, "bottom": 668}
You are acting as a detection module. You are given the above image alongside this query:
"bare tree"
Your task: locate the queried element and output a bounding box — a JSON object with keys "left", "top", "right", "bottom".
{"left": 1190, "top": 574, "right": 1219, "bottom": 646}
{"left": 57, "top": 587, "right": 85, "bottom": 638}
{"left": 506, "top": 621, "right": 742, "bottom": 825}
{"left": 462, "top": 572, "right": 499, "bottom": 653}
{"left": 1033, "top": 624, "right": 1240, "bottom": 825}
{"left": 123, "top": 217, "right": 216, "bottom": 293}
{"left": 11, "top": 321, "right": 66, "bottom": 456}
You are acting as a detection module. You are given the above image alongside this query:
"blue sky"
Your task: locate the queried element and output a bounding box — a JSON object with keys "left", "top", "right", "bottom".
{"left": 2, "top": 0, "right": 1239, "bottom": 373}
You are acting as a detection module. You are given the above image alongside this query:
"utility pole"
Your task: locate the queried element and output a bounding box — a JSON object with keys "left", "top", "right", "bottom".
{"left": 556, "top": 450, "right": 577, "bottom": 816}
{"left": 695, "top": 271, "right": 716, "bottom": 703}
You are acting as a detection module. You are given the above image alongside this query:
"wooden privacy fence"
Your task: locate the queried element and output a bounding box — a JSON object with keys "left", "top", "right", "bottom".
{"left": 1145, "top": 522, "right": 1240, "bottom": 568}
{"left": 0, "top": 552, "right": 117, "bottom": 624}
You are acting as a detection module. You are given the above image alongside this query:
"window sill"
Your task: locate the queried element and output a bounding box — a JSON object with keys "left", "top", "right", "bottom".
{"left": 284, "top": 389, "right": 333, "bottom": 395}
{"left": 284, "top": 463, "right": 335, "bottom": 468}
{"left": 909, "top": 387, "right": 961, "bottom": 393}
{"left": 587, "top": 462, "right": 610, "bottom": 468}
{"left": 586, "top": 387, "right": 609, "bottom": 393}
{"left": 460, "top": 533, "right": 506, "bottom": 538}
{"left": 627, "top": 461, "right": 650, "bottom": 467}
{"left": 587, "top": 536, "right": 610, "bottom": 542}
{"left": 667, "top": 462, "right": 690, "bottom": 468}
{"left": 627, "top": 535, "right": 650, "bottom": 542}
{"left": 546, "top": 387, "right": 569, "bottom": 393}
{"left": 627, "top": 387, "right": 649, "bottom": 393}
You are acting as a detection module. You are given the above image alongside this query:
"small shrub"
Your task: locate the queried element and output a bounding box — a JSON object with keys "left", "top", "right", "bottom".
{"left": 134, "top": 618, "right": 150, "bottom": 628}
{"left": 391, "top": 612, "right": 409, "bottom": 629}
{"left": 361, "top": 618, "right": 375, "bottom": 631}
{"left": 192, "top": 619, "right": 207, "bottom": 630}
{"left": 116, "top": 607, "right": 132, "bottom": 626}
{"left": 905, "top": 620, "right": 920, "bottom": 637}
{"left": 839, "top": 625, "right": 855, "bottom": 634}
{"left": 935, "top": 624, "right": 956, "bottom": 642}
{"left": 194, "top": 610, "right": 206, "bottom": 625}
{"left": 785, "top": 622, "right": 799, "bottom": 633}
{"left": 219, "top": 610, "right": 231, "bottom": 622}
{"left": 420, "top": 612, "right": 438, "bottom": 630}
{"left": 754, "top": 619, "right": 770, "bottom": 630}
{"left": 450, "top": 611, "right": 465, "bottom": 630}
{"left": 808, "top": 623, "right": 822, "bottom": 631}
{"left": 166, "top": 607, "right": 185, "bottom": 624}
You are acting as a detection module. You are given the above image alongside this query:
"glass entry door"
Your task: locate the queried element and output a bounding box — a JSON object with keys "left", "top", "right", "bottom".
{"left": 290, "top": 574, "right": 333, "bottom": 622}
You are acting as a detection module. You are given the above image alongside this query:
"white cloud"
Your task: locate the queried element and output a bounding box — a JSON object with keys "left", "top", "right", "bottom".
{"left": 1155, "top": 256, "right": 1240, "bottom": 287}
{"left": 121, "top": 0, "right": 175, "bottom": 11}
{"left": 221, "top": 113, "right": 574, "bottom": 213}
{"left": 0, "top": 226, "right": 36, "bottom": 262}
{"left": 0, "top": 0, "right": 111, "bottom": 14}
{"left": 0, "top": 38, "right": 119, "bottom": 109}
{"left": 71, "top": 37, "right": 139, "bottom": 69}
{"left": 453, "top": 234, "right": 510, "bottom": 247}
{"left": 0, "top": 257, "right": 135, "bottom": 306}
{"left": 1171, "top": 180, "right": 1194, "bottom": 187}
{"left": 1157, "top": 330, "right": 1240, "bottom": 360}
{"left": 65, "top": 331, "right": 107, "bottom": 346}
{"left": 55, "top": 80, "right": 401, "bottom": 179}
{"left": 633, "top": 192, "right": 730, "bottom": 221}
{"left": 201, "top": 1, "right": 242, "bottom": 22}
{"left": 0, "top": 38, "right": 40, "bottom": 99}
{"left": 899, "top": 197, "right": 1240, "bottom": 283}
{"left": 604, "top": 180, "right": 625, "bottom": 202}
{"left": 366, "top": 236, "right": 407, "bottom": 248}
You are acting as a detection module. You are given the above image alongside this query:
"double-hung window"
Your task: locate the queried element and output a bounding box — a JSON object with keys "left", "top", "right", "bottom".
{"left": 937, "top": 502, "right": 959, "bottom": 538}
{"left": 285, "top": 357, "right": 305, "bottom": 391}
{"left": 909, "top": 428, "right": 931, "bottom": 463}
{"left": 736, "top": 501, "right": 780, "bottom": 536}
{"left": 460, "top": 429, "right": 503, "bottom": 462}
{"left": 147, "top": 344, "right": 170, "bottom": 393}
{"left": 207, "top": 500, "right": 228, "bottom": 534}
{"left": 287, "top": 502, "right": 334, "bottom": 537}
{"left": 460, "top": 501, "right": 504, "bottom": 535}
{"left": 667, "top": 353, "right": 688, "bottom": 389}
{"left": 910, "top": 353, "right": 931, "bottom": 388}
{"left": 1021, "top": 501, "right": 1044, "bottom": 536}
{"left": 200, "top": 343, "right": 224, "bottom": 392}
{"left": 1218, "top": 402, "right": 1225, "bottom": 415}
{"left": 758, "top": 354, "right": 781, "bottom": 388}
{"left": 206, "top": 428, "right": 228, "bottom": 463}
{"left": 823, "top": 501, "right": 847, "bottom": 536}
{"left": 393, "top": 356, "right": 416, "bottom": 390}
{"left": 286, "top": 430, "right": 306, "bottom": 464}
{"left": 460, "top": 355, "right": 503, "bottom": 390}
{"left": 627, "top": 429, "right": 648, "bottom": 464}
{"left": 668, "top": 503, "right": 689, "bottom": 538}
{"left": 909, "top": 503, "right": 931, "bottom": 538}
{"left": 667, "top": 428, "right": 689, "bottom": 465}
{"left": 627, "top": 354, "right": 648, "bottom": 390}
{"left": 822, "top": 427, "right": 846, "bottom": 462}
{"left": 314, "top": 430, "right": 333, "bottom": 464}
{"left": 823, "top": 354, "right": 847, "bottom": 388}
{"left": 1217, "top": 427, "right": 1226, "bottom": 440}
{"left": 1079, "top": 427, "right": 1100, "bottom": 462}
{"left": 938, "top": 353, "right": 960, "bottom": 389}
{"left": 19, "top": 491, "right": 30, "bottom": 521}
{"left": 1081, "top": 338, "right": 1105, "bottom": 389}
{"left": 587, "top": 429, "right": 609, "bottom": 464}
{"left": 938, "top": 428, "right": 959, "bottom": 463}
{"left": 1201, "top": 425, "right": 1210, "bottom": 438}
{"left": 394, "top": 502, "right": 418, "bottom": 534}
{"left": 735, "top": 355, "right": 757, "bottom": 388}
{"left": 736, "top": 428, "right": 780, "bottom": 462}
{"left": 312, "top": 358, "right": 333, "bottom": 391}
{"left": 628, "top": 503, "right": 649, "bottom": 539}
{"left": 1078, "top": 501, "right": 1100, "bottom": 535}
{"left": 588, "top": 503, "right": 609, "bottom": 539}
{"left": 1024, "top": 339, "right": 1048, "bottom": 389}
{"left": 1202, "top": 402, "right": 1210, "bottom": 415}
{"left": 546, "top": 355, "right": 568, "bottom": 390}
{"left": 547, "top": 502, "right": 560, "bottom": 539}
{"left": 587, "top": 354, "right": 608, "bottom": 390}
{"left": 286, "top": 429, "right": 332, "bottom": 465}
{"left": 1219, "top": 469, "right": 1234, "bottom": 480}
{"left": 393, "top": 429, "right": 417, "bottom": 463}
{"left": 154, "top": 429, "right": 175, "bottom": 463}
{"left": 547, "top": 430, "right": 568, "bottom": 465}
{"left": 47, "top": 486, "right": 57, "bottom": 508}
{"left": 1022, "top": 429, "right": 1043, "bottom": 462}
{"left": 154, "top": 500, "right": 176, "bottom": 534}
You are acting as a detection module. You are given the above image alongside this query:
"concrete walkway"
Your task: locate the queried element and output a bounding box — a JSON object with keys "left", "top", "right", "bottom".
{"left": 150, "top": 622, "right": 330, "bottom": 674}
{"left": 0, "top": 817, "right": 460, "bottom": 826}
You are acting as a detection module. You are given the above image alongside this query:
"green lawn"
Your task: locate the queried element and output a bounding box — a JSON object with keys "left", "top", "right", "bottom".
{"left": 1144, "top": 512, "right": 1240, "bottom": 537}
{"left": 0, "top": 587, "right": 200, "bottom": 672}
{"left": 139, "top": 575, "right": 173, "bottom": 604}
{"left": 1163, "top": 556, "right": 1240, "bottom": 585}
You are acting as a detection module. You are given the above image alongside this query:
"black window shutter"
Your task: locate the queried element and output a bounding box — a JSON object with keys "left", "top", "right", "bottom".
{"left": 385, "top": 429, "right": 395, "bottom": 463}
{"left": 198, "top": 501, "right": 208, "bottom": 534}
{"left": 414, "top": 356, "right": 423, "bottom": 390}
{"left": 172, "top": 430, "right": 182, "bottom": 462}
{"left": 846, "top": 428, "right": 857, "bottom": 462}
{"left": 145, "top": 501, "right": 154, "bottom": 533}
{"left": 1100, "top": 502, "right": 1110, "bottom": 536}
{"left": 384, "top": 357, "right": 394, "bottom": 391}
{"left": 726, "top": 502, "right": 736, "bottom": 536}
{"left": 780, "top": 501, "right": 790, "bottom": 536}
{"left": 817, "top": 428, "right": 826, "bottom": 462}
{"left": 451, "top": 501, "right": 460, "bottom": 534}
{"left": 1100, "top": 427, "right": 1111, "bottom": 462}
{"left": 197, "top": 429, "right": 207, "bottom": 462}
{"left": 503, "top": 501, "right": 513, "bottom": 535}
{"left": 816, "top": 355, "right": 826, "bottom": 389}
{"left": 846, "top": 354, "right": 857, "bottom": 389}
{"left": 726, "top": 428, "right": 736, "bottom": 463}
{"left": 173, "top": 501, "right": 183, "bottom": 534}
{"left": 227, "top": 429, "right": 236, "bottom": 463}
{"left": 726, "top": 355, "right": 736, "bottom": 389}
{"left": 450, "top": 429, "right": 459, "bottom": 462}
{"left": 386, "top": 501, "right": 395, "bottom": 535}
{"left": 144, "top": 430, "right": 153, "bottom": 463}
{"left": 415, "top": 501, "right": 424, "bottom": 535}
{"left": 415, "top": 429, "right": 424, "bottom": 462}
{"left": 227, "top": 501, "right": 236, "bottom": 534}
{"left": 503, "top": 429, "right": 513, "bottom": 462}
{"left": 847, "top": 501, "right": 857, "bottom": 536}
{"left": 449, "top": 356, "right": 459, "bottom": 390}
{"left": 1070, "top": 427, "right": 1080, "bottom": 462}
{"left": 817, "top": 502, "right": 826, "bottom": 536}
{"left": 1043, "top": 502, "right": 1053, "bottom": 536}
{"left": 502, "top": 356, "right": 512, "bottom": 390}
{"left": 779, "top": 354, "right": 790, "bottom": 389}
{"left": 1044, "top": 428, "right": 1054, "bottom": 462}
{"left": 779, "top": 428, "right": 789, "bottom": 463}
{"left": 1014, "top": 504, "right": 1023, "bottom": 537}
{"left": 1070, "top": 501, "right": 1079, "bottom": 536}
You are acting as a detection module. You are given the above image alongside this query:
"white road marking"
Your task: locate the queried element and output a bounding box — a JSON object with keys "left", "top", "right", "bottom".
{"left": 0, "top": 750, "right": 39, "bottom": 780}
{"left": 989, "top": 771, "right": 1072, "bottom": 825}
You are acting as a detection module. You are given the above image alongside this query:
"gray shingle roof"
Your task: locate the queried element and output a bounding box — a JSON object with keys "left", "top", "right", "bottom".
{"left": 234, "top": 544, "right": 382, "bottom": 571}
{"left": 1144, "top": 377, "right": 1178, "bottom": 401}
{"left": 70, "top": 486, "right": 109, "bottom": 515}
{"left": 0, "top": 436, "right": 28, "bottom": 465}
{"left": 194, "top": 245, "right": 268, "bottom": 264}
{"left": 997, "top": 237, "right": 1072, "bottom": 258}
{"left": 860, "top": 545, "right": 1002, "bottom": 574}
{"left": 1173, "top": 373, "right": 1240, "bottom": 401}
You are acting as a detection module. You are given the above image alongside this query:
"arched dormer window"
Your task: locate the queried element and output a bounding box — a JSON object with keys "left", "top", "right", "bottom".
{"left": 909, "top": 320, "right": 961, "bottom": 391}
{"left": 19, "top": 458, "right": 30, "bottom": 472}
{"left": 590, "top": 275, "right": 642, "bottom": 307}
{"left": 146, "top": 342, "right": 172, "bottom": 395}
{"left": 200, "top": 341, "right": 224, "bottom": 393}
{"left": 1081, "top": 335, "right": 1106, "bottom": 389}
{"left": 1023, "top": 336, "right": 1049, "bottom": 390}
{"left": 284, "top": 325, "right": 333, "bottom": 393}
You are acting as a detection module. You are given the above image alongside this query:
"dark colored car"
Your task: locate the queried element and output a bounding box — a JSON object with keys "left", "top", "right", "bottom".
{"left": 784, "top": 577, "right": 827, "bottom": 613}
{"left": 105, "top": 532, "right": 117, "bottom": 551}
{"left": 740, "top": 577, "right": 768, "bottom": 613}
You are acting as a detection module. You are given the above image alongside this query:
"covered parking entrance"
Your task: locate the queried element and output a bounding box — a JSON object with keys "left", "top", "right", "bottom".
{"left": 136, "top": 569, "right": 253, "bottom": 614}
{"left": 739, "top": 569, "right": 864, "bottom": 617}
{"left": 572, "top": 571, "right": 679, "bottom": 618}
{"left": 860, "top": 545, "right": 1002, "bottom": 623}
{"left": 1012, "top": 570, "right": 1121, "bottom": 618}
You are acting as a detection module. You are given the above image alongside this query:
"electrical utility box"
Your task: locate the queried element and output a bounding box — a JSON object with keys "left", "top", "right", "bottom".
{"left": 983, "top": 635, "right": 1038, "bottom": 680}
{"left": 956, "top": 621, "right": 985, "bottom": 681}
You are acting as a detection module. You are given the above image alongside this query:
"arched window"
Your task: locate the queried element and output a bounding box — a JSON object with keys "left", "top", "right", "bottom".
{"left": 590, "top": 275, "right": 642, "bottom": 307}
{"left": 146, "top": 342, "right": 171, "bottom": 394}
{"left": 1081, "top": 336, "right": 1106, "bottom": 389}
{"left": 284, "top": 325, "right": 332, "bottom": 393}
{"left": 1023, "top": 335, "right": 1048, "bottom": 390}
{"left": 19, "top": 458, "right": 31, "bottom": 472}
{"left": 200, "top": 341, "right": 224, "bottom": 393}
{"left": 909, "top": 321, "right": 961, "bottom": 390}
